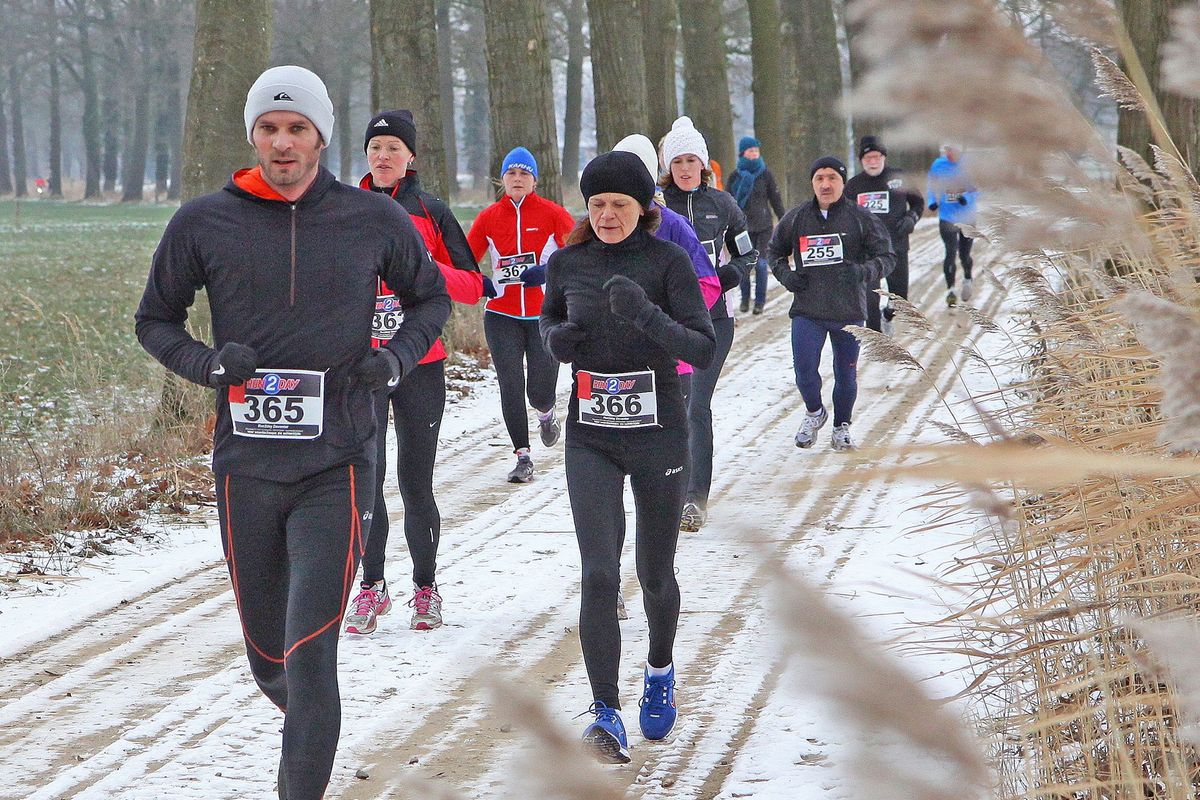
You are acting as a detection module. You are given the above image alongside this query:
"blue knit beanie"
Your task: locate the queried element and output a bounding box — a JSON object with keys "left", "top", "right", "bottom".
{"left": 501, "top": 147, "right": 538, "bottom": 180}
{"left": 738, "top": 136, "right": 761, "bottom": 156}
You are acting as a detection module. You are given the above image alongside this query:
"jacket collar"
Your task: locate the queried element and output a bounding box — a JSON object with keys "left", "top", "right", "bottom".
{"left": 227, "top": 165, "right": 337, "bottom": 206}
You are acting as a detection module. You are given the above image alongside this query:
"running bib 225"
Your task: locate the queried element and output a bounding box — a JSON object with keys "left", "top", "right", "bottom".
{"left": 857, "top": 191, "right": 890, "bottom": 214}
{"left": 799, "top": 233, "right": 844, "bottom": 267}
{"left": 494, "top": 252, "right": 537, "bottom": 285}
{"left": 372, "top": 294, "right": 404, "bottom": 342}
{"left": 228, "top": 369, "right": 325, "bottom": 440}
{"left": 576, "top": 369, "right": 658, "bottom": 429}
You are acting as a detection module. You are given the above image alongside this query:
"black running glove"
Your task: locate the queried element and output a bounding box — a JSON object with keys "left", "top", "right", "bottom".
{"left": 520, "top": 264, "right": 547, "bottom": 287}
{"left": 778, "top": 268, "right": 809, "bottom": 293}
{"left": 209, "top": 342, "right": 258, "bottom": 386}
{"left": 895, "top": 210, "right": 918, "bottom": 237}
{"left": 716, "top": 264, "right": 742, "bottom": 292}
{"left": 604, "top": 275, "right": 653, "bottom": 322}
{"left": 351, "top": 347, "right": 402, "bottom": 391}
{"left": 957, "top": 195, "right": 968, "bottom": 205}
{"left": 928, "top": 202, "right": 939, "bottom": 212}
{"left": 546, "top": 322, "right": 587, "bottom": 363}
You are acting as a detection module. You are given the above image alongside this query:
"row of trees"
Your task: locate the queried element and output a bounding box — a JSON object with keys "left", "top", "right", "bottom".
{"left": 0, "top": 0, "right": 1194, "bottom": 208}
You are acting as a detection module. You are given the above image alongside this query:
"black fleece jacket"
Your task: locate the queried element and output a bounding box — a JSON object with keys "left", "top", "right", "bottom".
{"left": 844, "top": 166, "right": 925, "bottom": 249}
{"left": 135, "top": 166, "right": 450, "bottom": 482}
{"left": 540, "top": 228, "right": 715, "bottom": 433}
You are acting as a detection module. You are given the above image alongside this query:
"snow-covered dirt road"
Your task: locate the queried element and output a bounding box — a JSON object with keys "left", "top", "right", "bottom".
{"left": 0, "top": 224, "right": 1000, "bottom": 799}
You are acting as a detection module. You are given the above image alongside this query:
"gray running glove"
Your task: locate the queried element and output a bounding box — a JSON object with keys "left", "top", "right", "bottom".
{"left": 351, "top": 347, "right": 402, "bottom": 391}
{"left": 546, "top": 322, "right": 587, "bottom": 363}
{"left": 209, "top": 342, "right": 258, "bottom": 386}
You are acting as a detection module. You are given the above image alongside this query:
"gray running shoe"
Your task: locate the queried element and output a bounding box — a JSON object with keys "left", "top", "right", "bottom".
{"left": 538, "top": 409, "right": 561, "bottom": 447}
{"left": 831, "top": 422, "right": 856, "bottom": 451}
{"left": 960, "top": 278, "right": 973, "bottom": 303}
{"left": 794, "top": 407, "right": 828, "bottom": 449}
{"left": 507, "top": 453, "right": 534, "bottom": 483}
{"left": 946, "top": 289, "right": 958, "bottom": 308}
{"left": 679, "top": 500, "right": 707, "bottom": 532}
{"left": 409, "top": 583, "right": 443, "bottom": 630}
{"left": 616, "top": 588, "right": 629, "bottom": 620}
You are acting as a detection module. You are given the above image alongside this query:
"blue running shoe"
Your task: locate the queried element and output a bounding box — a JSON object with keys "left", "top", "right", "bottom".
{"left": 581, "top": 701, "right": 631, "bottom": 763}
{"left": 639, "top": 665, "right": 677, "bottom": 740}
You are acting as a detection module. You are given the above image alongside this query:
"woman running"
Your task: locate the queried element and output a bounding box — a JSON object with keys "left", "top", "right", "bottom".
{"left": 345, "top": 109, "right": 483, "bottom": 635}
{"left": 541, "top": 150, "right": 715, "bottom": 762}
{"left": 467, "top": 147, "right": 576, "bottom": 483}
{"left": 658, "top": 116, "right": 758, "bottom": 533}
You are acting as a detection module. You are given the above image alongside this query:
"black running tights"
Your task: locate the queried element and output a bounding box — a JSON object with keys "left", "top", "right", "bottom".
{"left": 686, "top": 316, "right": 735, "bottom": 505}
{"left": 866, "top": 246, "right": 910, "bottom": 331}
{"left": 484, "top": 311, "right": 559, "bottom": 452}
{"left": 939, "top": 219, "right": 974, "bottom": 289}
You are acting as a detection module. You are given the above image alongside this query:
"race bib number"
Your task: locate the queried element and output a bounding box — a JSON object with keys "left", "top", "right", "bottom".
{"left": 799, "top": 233, "right": 844, "bottom": 267}
{"left": 372, "top": 294, "right": 404, "bottom": 341}
{"left": 576, "top": 370, "right": 658, "bottom": 429}
{"left": 702, "top": 239, "right": 719, "bottom": 267}
{"left": 228, "top": 369, "right": 324, "bottom": 440}
{"left": 857, "top": 191, "right": 890, "bottom": 214}
{"left": 494, "top": 252, "right": 536, "bottom": 285}
{"left": 945, "top": 191, "right": 962, "bottom": 203}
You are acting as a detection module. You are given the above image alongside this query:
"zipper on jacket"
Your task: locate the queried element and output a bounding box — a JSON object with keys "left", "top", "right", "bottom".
{"left": 290, "top": 204, "right": 297, "bottom": 307}
{"left": 512, "top": 197, "right": 527, "bottom": 317}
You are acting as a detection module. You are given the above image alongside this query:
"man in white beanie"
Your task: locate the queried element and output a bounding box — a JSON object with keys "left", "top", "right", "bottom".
{"left": 135, "top": 64, "right": 449, "bottom": 800}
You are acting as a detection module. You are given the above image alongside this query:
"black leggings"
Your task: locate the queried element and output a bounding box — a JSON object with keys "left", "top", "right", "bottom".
{"left": 566, "top": 426, "right": 688, "bottom": 709}
{"left": 866, "top": 246, "right": 910, "bottom": 331}
{"left": 686, "top": 316, "right": 735, "bottom": 504}
{"left": 484, "top": 311, "right": 559, "bottom": 452}
{"left": 939, "top": 220, "right": 974, "bottom": 288}
{"left": 363, "top": 359, "right": 445, "bottom": 588}
{"left": 217, "top": 464, "right": 372, "bottom": 800}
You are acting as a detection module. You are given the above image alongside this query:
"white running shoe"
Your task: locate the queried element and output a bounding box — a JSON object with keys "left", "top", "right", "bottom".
{"left": 831, "top": 423, "right": 856, "bottom": 451}
{"left": 960, "top": 278, "right": 973, "bottom": 303}
{"left": 345, "top": 580, "right": 392, "bottom": 635}
{"left": 409, "top": 583, "right": 443, "bottom": 630}
{"left": 794, "top": 407, "right": 828, "bottom": 449}
{"left": 679, "top": 500, "right": 707, "bottom": 532}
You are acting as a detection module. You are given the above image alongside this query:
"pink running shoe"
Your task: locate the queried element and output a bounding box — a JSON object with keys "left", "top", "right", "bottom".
{"left": 409, "top": 584, "right": 443, "bottom": 630}
{"left": 344, "top": 581, "right": 392, "bottom": 635}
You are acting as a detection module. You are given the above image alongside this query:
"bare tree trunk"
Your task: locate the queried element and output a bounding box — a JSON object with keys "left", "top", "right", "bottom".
{"left": 335, "top": 58, "right": 353, "bottom": 183}
{"left": 121, "top": 76, "right": 150, "bottom": 201}
{"left": 8, "top": 66, "right": 26, "bottom": 197}
{"left": 46, "top": 0, "right": 63, "bottom": 197}
{"left": 483, "top": 0, "right": 562, "bottom": 203}
{"left": 0, "top": 82, "right": 13, "bottom": 195}
{"left": 181, "top": 0, "right": 272, "bottom": 202}
{"left": 1116, "top": 0, "right": 1200, "bottom": 172}
{"left": 371, "top": 0, "right": 449, "bottom": 199}
{"left": 102, "top": 91, "right": 120, "bottom": 194}
{"left": 462, "top": 1, "right": 490, "bottom": 191}
{"left": 842, "top": 0, "right": 866, "bottom": 153}
{"left": 747, "top": 0, "right": 784, "bottom": 196}
{"left": 641, "top": 0, "right": 678, "bottom": 143}
{"left": 62, "top": 0, "right": 103, "bottom": 199}
{"left": 587, "top": 0, "right": 648, "bottom": 153}
{"left": 560, "top": 0, "right": 586, "bottom": 186}
{"left": 782, "top": 0, "right": 843, "bottom": 203}
{"left": 679, "top": 0, "right": 734, "bottom": 172}
{"left": 435, "top": 0, "right": 458, "bottom": 197}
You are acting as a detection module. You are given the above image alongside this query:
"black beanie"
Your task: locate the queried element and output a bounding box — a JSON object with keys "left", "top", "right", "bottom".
{"left": 579, "top": 151, "right": 655, "bottom": 208}
{"left": 364, "top": 109, "right": 417, "bottom": 155}
{"left": 858, "top": 135, "right": 887, "bottom": 159}
{"left": 810, "top": 156, "right": 847, "bottom": 181}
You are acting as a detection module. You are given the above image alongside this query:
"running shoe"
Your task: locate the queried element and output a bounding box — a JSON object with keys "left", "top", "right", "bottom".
{"left": 639, "top": 665, "right": 677, "bottom": 740}
{"left": 616, "top": 588, "right": 629, "bottom": 621}
{"left": 752, "top": 304, "right": 764, "bottom": 315}
{"left": 507, "top": 452, "right": 534, "bottom": 483}
{"left": 538, "top": 409, "right": 561, "bottom": 447}
{"left": 581, "top": 701, "right": 631, "bottom": 763}
{"left": 881, "top": 314, "right": 895, "bottom": 337}
{"left": 409, "top": 583, "right": 443, "bottom": 630}
{"left": 344, "top": 580, "right": 391, "bottom": 635}
{"left": 831, "top": 422, "right": 856, "bottom": 451}
{"left": 679, "top": 499, "right": 707, "bottom": 533}
{"left": 960, "top": 278, "right": 974, "bottom": 303}
{"left": 946, "top": 289, "right": 958, "bottom": 308}
{"left": 739, "top": 297, "right": 750, "bottom": 313}
{"left": 794, "top": 406, "right": 828, "bottom": 449}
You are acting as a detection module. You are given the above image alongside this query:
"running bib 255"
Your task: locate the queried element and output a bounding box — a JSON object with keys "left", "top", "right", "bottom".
{"left": 799, "top": 233, "right": 844, "bottom": 267}
{"left": 857, "top": 191, "right": 890, "bottom": 214}
{"left": 228, "top": 369, "right": 324, "bottom": 440}
{"left": 372, "top": 294, "right": 404, "bottom": 341}
{"left": 576, "top": 369, "right": 658, "bottom": 429}
{"left": 494, "top": 252, "right": 537, "bottom": 285}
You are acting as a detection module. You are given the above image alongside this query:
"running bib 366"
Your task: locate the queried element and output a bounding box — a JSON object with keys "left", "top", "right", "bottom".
{"left": 799, "top": 233, "right": 844, "bottom": 267}
{"left": 228, "top": 369, "right": 324, "bottom": 440}
{"left": 372, "top": 294, "right": 404, "bottom": 341}
{"left": 576, "top": 369, "right": 658, "bottom": 429}
{"left": 494, "top": 252, "right": 537, "bottom": 285}
{"left": 857, "top": 191, "right": 890, "bottom": 214}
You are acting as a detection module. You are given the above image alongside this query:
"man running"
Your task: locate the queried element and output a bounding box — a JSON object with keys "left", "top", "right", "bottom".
{"left": 926, "top": 143, "right": 977, "bottom": 307}
{"left": 844, "top": 135, "right": 924, "bottom": 335}
{"left": 134, "top": 66, "right": 449, "bottom": 800}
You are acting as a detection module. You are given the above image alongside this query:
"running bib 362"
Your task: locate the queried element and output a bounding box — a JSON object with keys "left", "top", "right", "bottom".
{"left": 494, "top": 252, "right": 537, "bottom": 285}
{"left": 576, "top": 369, "right": 658, "bottom": 429}
{"left": 857, "top": 191, "right": 890, "bottom": 214}
{"left": 372, "top": 294, "right": 404, "bottom": 341}
{"left": 799, "top": 233, "right": 844, "bottom": 267}
{"left": 229, "top": 369, "right": 324, "bottom": 440}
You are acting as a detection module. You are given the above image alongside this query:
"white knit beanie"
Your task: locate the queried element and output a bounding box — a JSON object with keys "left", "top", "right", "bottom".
{"left": 244, "top": 65, "right": 335, "bottom": 145}
{"left": 613, "top": 134, "right": 660, "bottom": 183}
{"left": 660, "top": 116, "right": 709, "bottom": 168}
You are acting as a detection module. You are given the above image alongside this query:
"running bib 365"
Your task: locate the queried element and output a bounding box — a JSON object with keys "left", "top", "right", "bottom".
{"left": 576, "top": 369, "right": 658, "bottom": 429}
{"left": 228, "top": 369, "right": 324, "bottom": 440}
{"left": 372, "top": 294, "right": 404, "bottom": 341}
{"left": 799, "top": 233, "right": 844, "bottom": 267}
{"left": 494, "top": 252, "right": 537, "bottom": 285}
{"left": 857, "top": 191, "right": 890, "bottom": 214}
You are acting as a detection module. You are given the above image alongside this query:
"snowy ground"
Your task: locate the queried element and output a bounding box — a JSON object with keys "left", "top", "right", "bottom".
{"left": 0, "top": 223, "right": 1008, "bottom": 798}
